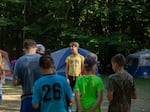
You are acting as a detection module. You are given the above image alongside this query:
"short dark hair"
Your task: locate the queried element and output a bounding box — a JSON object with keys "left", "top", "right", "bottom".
{"left": 23, "top": 39, "right": 36, "bottom": 49}
{"left": 111, "top": 54, "right": 126, "bottom": 66}
{"left": 39, "top": 55, "right": 54, "bottom": 69}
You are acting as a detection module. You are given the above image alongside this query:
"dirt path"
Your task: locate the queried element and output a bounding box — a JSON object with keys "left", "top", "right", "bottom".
{"left": 0, "top": 77, "right": 150, "bottom": 112}
{"left": 0, "top": 81, "right": 21, "bottom": 112}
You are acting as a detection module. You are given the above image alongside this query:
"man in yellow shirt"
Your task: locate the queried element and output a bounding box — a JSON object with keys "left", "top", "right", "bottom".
{"left": 65, "top": 42, "right": 84, "bottom": 90}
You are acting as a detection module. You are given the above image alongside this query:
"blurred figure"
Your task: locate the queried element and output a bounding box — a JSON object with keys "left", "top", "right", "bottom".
{"left": 13, "top": 39, "right": 42, "bottom": 112}
{"left": 65, "top": 42, "right": 84, "bottom": 91}
{"left": 107, "top": 54, "right": 137, "bottom": 112}
{"left": 0, "top": 53, "right": 5, "bottom": 104}
{"left": 32, "top": 55, "right": 73, "bottom": 112}
{"left": 81, "top": 52, "right": 98, "bottom": 75}
{"left": 11, "top": 59, "right": 16, "bottom": 71}
{"left": 37, "top": 44, "right": 57, "bottom": 74}
{"left": 75, "top": 57, "right": 104, "bottom": 112}
{"left": 87, "top": 53, "right": 98, "bottom": 60}
{"left": 36, "top": 44, "right": 46, "bottom": 55}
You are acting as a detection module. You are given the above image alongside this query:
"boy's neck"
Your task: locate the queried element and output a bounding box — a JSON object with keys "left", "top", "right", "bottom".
{"left": 85, "top": 70, "right": 94, "bottom": 75}
{"left": 116, "top": 67, "right": 124, "bottom": 72}
{"left": 42, "top": 68, "right": 56, "bottom": 75}
{"left": 73, "top": 53, "right": 78, "bottom": 56}
{"left": 25, "top": 48, "right": 36, "bottom": 55}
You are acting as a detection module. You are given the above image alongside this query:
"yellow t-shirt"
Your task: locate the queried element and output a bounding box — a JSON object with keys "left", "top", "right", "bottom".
{"left": 66, "top": 54, "right": 84, "bottom": 77}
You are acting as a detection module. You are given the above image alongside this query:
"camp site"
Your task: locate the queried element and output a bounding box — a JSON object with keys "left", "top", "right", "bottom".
{"left": 0, "top": 74, "right": 150, "bottom": 112}
{"left": 0, "top": 48, "right": 150, "bottom": 112}
{"left": 0, "top": 0, "right": 150, "bottom": 112}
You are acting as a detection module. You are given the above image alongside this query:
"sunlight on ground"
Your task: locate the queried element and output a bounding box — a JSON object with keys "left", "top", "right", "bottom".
{"left": 3, "top": 94, "right": 20, "bottom": 101}
{"left": 0, "top": 81, "right": 21, "bottom": 112}
{"left": 0, "top": 77, "right": 150, "bottom": 112}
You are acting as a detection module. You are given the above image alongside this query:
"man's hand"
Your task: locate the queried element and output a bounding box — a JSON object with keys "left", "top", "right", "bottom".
{"left": 1, "top": 70, "right": 5, "bottom": 84}
{"left": 67, "top": 78, "right": 70, "bottom": 84}
{"left": 12, "top": 79, "right": 20, "bottom": 86}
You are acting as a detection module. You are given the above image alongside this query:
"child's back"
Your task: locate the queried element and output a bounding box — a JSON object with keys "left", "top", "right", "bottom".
{"left": 107, "top": 54, "right": 137, "bottom": 112}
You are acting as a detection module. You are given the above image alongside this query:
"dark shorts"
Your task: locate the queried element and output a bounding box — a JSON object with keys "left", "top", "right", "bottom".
{"left": 0, "top": 95, "right": 2, "bottom": 103}
{"left": 68, "top": 76, "right": 78, "bottom": 91}
{"left": 108, "top": 103, "right": 130, "bottom": 112}
{"left": 20, "top": 97, "right": 40, "bottom": 112}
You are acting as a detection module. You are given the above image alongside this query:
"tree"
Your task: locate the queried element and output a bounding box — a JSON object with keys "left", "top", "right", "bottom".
{"left": 0, "top": 0, "right": 149, "bottom": 73}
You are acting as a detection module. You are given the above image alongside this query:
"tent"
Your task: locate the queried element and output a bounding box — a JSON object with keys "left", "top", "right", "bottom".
{"left": 127, "top": 50, "right": 150, "bottom": 78}
{"left": 50, "top": 47, "right": 100, "bottom": 77}
{"left": 0, "top": 49, "right": 12, "bottom": 76}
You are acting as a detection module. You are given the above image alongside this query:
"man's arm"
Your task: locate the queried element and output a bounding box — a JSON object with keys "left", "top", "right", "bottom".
{"left": 12, "top": 61, "right": 21, "bottom": 86}
{"left": 66, "top": 63, "right": 69, "bottom": 79}
{"left": 32, "top": 82, "right": 40, "bottom": 109}
{"left": 32, "top": 104, "right": 39, "bottom": 109}
{"left": 12, "top": 78, "right": 20, "bottom": 86}
{"left": 75, "top": 91, "right": 84, "bottom": 112}
{"left": 107, "top": 90, "right": 113, "bottom": 102}
{"left": 69, "top": 97, "right": 74, "bottom": 104}
{"left": 131, "top": 89, "right": 137, "bottom": 99}
{"left": 81, "top": 56, "right": 84, "bottom": 72}
{"left": 107, "top": 76, "right": 114, "bottom": 102}
{"left": 131, "top": 86, "right": 137, "bottom": 99}
{"left": 66, "top": 62, "right": 70, "bottom": 83}
{"left": 1, "top": 70, "right": 5, "bottom": 84}
{"left": 131, "top": 78, "right": 137, "bottom": 99}
{"left": 88, "top": 91, "right": 103, "bottom": 112}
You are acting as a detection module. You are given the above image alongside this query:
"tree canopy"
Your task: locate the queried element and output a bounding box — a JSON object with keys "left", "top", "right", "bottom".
{"left": 0, "top": 0, "right": 149, "bottom": 72}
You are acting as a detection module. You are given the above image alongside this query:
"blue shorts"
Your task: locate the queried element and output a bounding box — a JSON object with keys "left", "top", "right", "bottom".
{"left": 0, "top": 95, "right": 2, "bottom": 103}
{"left": 20, "top": 97, "right": 40, "bottom": 112}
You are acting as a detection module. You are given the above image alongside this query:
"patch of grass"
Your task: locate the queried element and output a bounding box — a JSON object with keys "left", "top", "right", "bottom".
{"left": 2, "top": 81, "right": 21, "bottom": 95}
{"left": 0, "top": 80, "right": 21, "bottom": 112}
{"left": 0, "top": 77, "right": 150, "bottom": 112}
{"left": 101, "top": 76, "right": 150, "bottom": 112}
{"left": 135, "top": 78, "right": 150, "bottom": 99}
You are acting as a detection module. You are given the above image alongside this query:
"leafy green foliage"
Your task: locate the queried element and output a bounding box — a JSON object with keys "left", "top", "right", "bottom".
{"left": 0, "top": 0, "right": 150, "bottom": 72}
{"left": 0, "top": 18, "right": 14, "bottom": 26}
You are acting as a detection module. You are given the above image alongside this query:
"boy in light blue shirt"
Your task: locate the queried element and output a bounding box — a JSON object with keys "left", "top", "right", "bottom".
{"left": 32, "top": 55, "right": 73, "bottom": 112}
{"left": 13, "top": 39, "right": 41, "bottom": 112}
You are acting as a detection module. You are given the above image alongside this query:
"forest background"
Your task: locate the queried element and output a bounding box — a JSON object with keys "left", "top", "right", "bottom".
{"left": 0, "top": 0, "right": 150, "bottom": 73}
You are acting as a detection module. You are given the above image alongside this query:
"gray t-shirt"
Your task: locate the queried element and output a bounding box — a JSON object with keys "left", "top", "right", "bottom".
{"left": 13, "top": 54, "right": 42, "bottom": 99}
{"left": 107, "top": 71, "right": 136, "bottom": 112}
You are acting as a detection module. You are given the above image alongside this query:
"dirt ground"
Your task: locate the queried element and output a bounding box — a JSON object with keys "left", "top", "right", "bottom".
{"left": 0, "top": 77, "right": 150, "bottom": 112}
{"left": 0, "top": 81, "right": 21, "bottom": 112}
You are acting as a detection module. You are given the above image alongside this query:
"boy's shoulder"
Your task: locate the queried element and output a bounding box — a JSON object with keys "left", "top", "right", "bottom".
{"left": 66, "top": 54, "right": 73, "bottom": 58}
{"left": 108, "top": 73, "right": 121, "bottom": 81}
{"left": 78, "top": 54, "right": 84, "bottom": 58}
{"left": 67, "top": 54, "right": 84, "bottom": 58}
{"left": 109, "top": 71, "right": 133, "bottom": 81}
{"left": 109, "top": 73, "right": 118, "bottom": 79}
{"left": 78, "top": 75, "right": 100, "bottom": 80}
{"left": 35, "top": 74, "right": 67, "bottom": 84}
